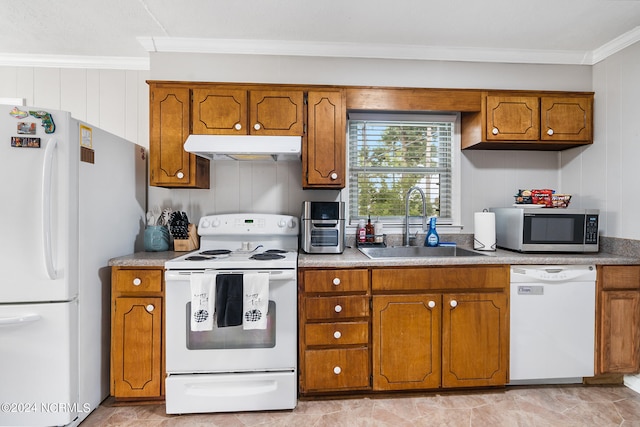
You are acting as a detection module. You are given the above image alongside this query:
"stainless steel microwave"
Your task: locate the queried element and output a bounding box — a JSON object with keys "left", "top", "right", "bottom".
{"left": 490, "top": 207, "right": 599, "bottom": 253}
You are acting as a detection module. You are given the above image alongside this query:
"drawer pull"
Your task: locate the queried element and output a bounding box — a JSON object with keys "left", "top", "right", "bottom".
{"left": 146, "top": 304, "right": 155, "bottom": 312}
{"left": 333, "top": 366, "right": 342, "bottom": 375}
{"left": 132, "top": 278, "right": 142, "bottom": 286}
{"left": 334, "top": 305, "right": 342, "bottom": 313}
{"left": 333, "top": 331, "right": 342, "bottom": 339}
{"left": 332, "top": 277, "right": 341, "bottom": 286}
{"left": 428, "top": 300, "right": 436, "bottom": 309}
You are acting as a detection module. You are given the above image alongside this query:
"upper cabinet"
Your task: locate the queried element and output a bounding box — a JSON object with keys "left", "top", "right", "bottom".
{"left": 303, "top": 90, "right": 346, "bottom": 189}
{"left": 149, "top": 84, "right": 210, "bottom": 188}
{"left": 462, "top": 92, "right": 593, "bottom": 150}
{"left": 192, "top": 89, "right": 304, "bottom": 136}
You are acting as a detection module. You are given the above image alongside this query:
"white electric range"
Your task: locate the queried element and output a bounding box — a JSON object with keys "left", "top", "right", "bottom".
{"left": 164, "top": 213, "right": 299, "bottom": 414}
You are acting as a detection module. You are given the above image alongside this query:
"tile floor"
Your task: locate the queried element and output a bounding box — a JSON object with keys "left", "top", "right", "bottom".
{"left": 80, "top": 385, "right": 640, "bottom": 426}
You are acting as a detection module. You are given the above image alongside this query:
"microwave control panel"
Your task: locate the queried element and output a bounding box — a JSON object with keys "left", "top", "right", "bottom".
{"left": 585, "top": 215, "right": 599, "bottom": 244}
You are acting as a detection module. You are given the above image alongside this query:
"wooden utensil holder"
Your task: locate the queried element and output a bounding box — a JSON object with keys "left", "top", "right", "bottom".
{"left": 173, "top": 223, "right": 199, "bottom": 252}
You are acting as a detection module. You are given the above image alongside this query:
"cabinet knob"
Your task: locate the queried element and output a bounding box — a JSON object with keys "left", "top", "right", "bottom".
{"left": 330, "top": 172, "right": 338, "bottom": 180}
{"left": 254, "top": 123, "right": 262, "bottom": 131}
{"left": 176, "top": 171, "right": 184, "bottom": 179}
{"left": 333, "top": 331, "right": 342, "bottom": 339}
{"left": 333, "top": 366, "right": 342, "bottom": 375}
{"left": 547, "top": 128, "right": 554, "bottom": 136}
{"left": 428, "top": 300, "right": 436, "bottom": 309}
{"left": 492, "top": 127, "right": 499, "bottom": 135}
{"left": 146, "top": 304, "right": 155, "bottom": 312}
{"left": 132, "top": 278, "right": 142, "bottom": 286}
{"left": 234, "top": 123, "right": 242, "bottom": 131}
{"left": 332, "top": 277, "right": 341, "bottom": 286}
{"left": 334, "top": 304, "right": 342, "bottom": 313}
{"left": 450, "top": 300, "right": 458, "bottom": 308}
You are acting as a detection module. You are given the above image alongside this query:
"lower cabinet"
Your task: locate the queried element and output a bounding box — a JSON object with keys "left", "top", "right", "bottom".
{"left": 372, "top": 286, "right": 508, "bottom": 391}
{"left": 299, "top": 269, "right": 370, "bottom": 395}
{"left": 299, "top": 265, "right": 510, "bottom": 396}
{"left": 597, "top": 265, "right": 640, "bottom": 374}
{"left": 111, "top": 267, "right": 164, "bottom": 400}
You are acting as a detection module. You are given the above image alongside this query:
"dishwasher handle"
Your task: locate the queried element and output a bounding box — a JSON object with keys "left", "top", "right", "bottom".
{"left": 510, "top": 265, "right": 596, "bottom": 283}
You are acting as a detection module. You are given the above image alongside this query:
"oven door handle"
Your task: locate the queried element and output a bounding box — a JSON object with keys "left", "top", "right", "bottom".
{"left": 165, "top": 270, "right": 296, "bottom": 281}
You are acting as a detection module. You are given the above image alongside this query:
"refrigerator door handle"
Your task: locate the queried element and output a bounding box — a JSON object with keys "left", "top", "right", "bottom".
{"left": 42, "top": 138, "right": 58, "bottom": 280}
{"left": 0, "top": 313, "right": 41, "bottom": 327}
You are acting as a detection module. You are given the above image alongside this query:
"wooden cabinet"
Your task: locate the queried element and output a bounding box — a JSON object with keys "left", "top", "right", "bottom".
{"left": 303, "top": 90, "right": 346, "bottom": 188}
{"left": 192, "top": 89, "right": 304, "bottom": 136}
{"left": 111, "top": 267, "right": 164, "bottom": 400}
{"left": 372, "top": 266, "right": 509, "bottom": 391}
{"left": 597, "top": 265, "right": 640, "bottom": 374}
{"left": 299, "top": 268, "right": 370, "bottom": 394}
{"left": 148, "top": 84, "right": 209, "bottom": 188}
{"left": 462, "top": 92, "right": 593, "bottom": 150}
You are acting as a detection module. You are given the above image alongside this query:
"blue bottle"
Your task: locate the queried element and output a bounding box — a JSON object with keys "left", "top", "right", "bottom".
{"left": 425, "top": 217, "right": 439, "bottom": 247}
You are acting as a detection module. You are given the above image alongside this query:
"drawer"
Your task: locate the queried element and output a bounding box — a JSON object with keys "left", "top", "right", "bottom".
{"left": 304, "top": 348, "right": 370, "bottom": 391}
{"left": 305, "top": 296, "right": 369, "bottom": 320}
{"left": 303, "top": 269, "right": 369, "bottom": 293}
{"left": 600, "top": 266, "right": 640, "bottom": 290}
{"left": 372, "top": 265, "right": 509, "bottom": 292}
{"left": 113, "top": 269, "right": 163, "bottom": 294}
{"left": 305, "top": 322, "right": 369, "bottom": 346}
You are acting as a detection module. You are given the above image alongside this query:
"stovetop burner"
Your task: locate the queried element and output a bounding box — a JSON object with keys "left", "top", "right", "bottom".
{"left": 184, "top": 255, "right": 213, "bottom": 261}
{"left": 200, "top": 249, "right": 232, "bottom": 256}
{"left": 250, "top": 253, "right": 286, "bottom": 261}
{"left": 264, "top": 249, "right": 288, "bottom": 254}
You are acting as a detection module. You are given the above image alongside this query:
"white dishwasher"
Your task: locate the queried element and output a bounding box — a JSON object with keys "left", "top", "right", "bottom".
{"left": 509, "top": 265, "right": 596, "bottom": 384}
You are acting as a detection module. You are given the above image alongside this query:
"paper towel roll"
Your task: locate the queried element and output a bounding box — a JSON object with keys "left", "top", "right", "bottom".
{"left": 474, "top": 212, "right": 496, "bottom": 251}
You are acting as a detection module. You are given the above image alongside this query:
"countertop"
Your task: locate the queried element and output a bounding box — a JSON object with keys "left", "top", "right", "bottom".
{"left": 298, "top": 246, "right": 640, "bottom": 268}
{"left": 109, "top": 247, "right": 640, "bottom": 269}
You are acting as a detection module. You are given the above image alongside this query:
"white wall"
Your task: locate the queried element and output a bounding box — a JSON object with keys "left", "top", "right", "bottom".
{"left": 150, "top": 53, "right": 592, "bottom": 230}
{"left": 561, "top": 42, "right": 640, "bottom": 240}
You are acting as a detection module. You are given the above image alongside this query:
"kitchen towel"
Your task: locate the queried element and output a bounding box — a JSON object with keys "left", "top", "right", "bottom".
{"left": 242, "top": 273, "right": 269, "bottom": 330}
{"left": 215, "top": 274, "right": 244, "bottom": 327}
{"left": 190, "top": 272, "right": 216, "bottom": 331}
{"left": 474, "top": 211, "right": 496, "bottom": 251}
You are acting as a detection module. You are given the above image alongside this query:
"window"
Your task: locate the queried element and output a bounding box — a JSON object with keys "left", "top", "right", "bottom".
{"left": 347, "top": 113, "right": 459, "bottom": 226}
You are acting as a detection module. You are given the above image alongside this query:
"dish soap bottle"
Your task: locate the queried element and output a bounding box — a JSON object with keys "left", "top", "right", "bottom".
{"left": 357, "top": 219, "right": 366, "bottom": 244}
{"left": 425, "top": 216, "right": 439, "bottom": 247}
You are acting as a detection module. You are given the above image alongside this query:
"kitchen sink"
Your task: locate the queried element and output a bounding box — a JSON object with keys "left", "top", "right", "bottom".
{"left": 359, "top": 245, "right": 487, "bottom": 259}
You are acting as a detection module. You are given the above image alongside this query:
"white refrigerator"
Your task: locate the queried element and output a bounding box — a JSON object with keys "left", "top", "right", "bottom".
{"left": 0, "top": 104, "right": 146, "bottom": 426}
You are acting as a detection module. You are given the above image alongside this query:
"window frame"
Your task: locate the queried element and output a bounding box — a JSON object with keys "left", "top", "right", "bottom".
{"left": 342, "top": 112, "right": 462, "bottom": 233}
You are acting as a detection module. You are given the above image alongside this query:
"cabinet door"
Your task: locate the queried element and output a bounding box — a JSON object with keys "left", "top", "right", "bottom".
{"left": 372, "top": 295, "right": 441, "bottom": 390}
{"left": 192, "top": 89, "right": 248, "bottom": 135}
{"left": 304, "top": 90, "right": 346, "bottom": 188}
{"left": 600, "top": 290, "right": 640, "bottom": 373}
{"left": 249, "top": 90, "right": 304, "bottom": 135}
{"left": 541, "top": 96, "right": 592, "bottom": 142}
{"left": 149, "top": 86, "right": 209, "bottom": 188}
{"left": 442, "top": 293, "right": 508, "bottom": 388}
{"left": 485, "top": 96, "right": 539, "bottom": 141}
{"left": 112, "top": 297, "right": 162, "bottom": 398}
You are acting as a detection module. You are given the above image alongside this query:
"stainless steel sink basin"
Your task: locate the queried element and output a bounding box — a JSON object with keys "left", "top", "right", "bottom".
{"left": 359, "top": 246, "right": 487, "bottom": 259}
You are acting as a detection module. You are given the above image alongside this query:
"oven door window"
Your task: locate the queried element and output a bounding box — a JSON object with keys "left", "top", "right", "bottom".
{"left": 311, "top": 229, "right": 338, "bottom": 246}
{"left": 523, "top": 214, "right": 585, "bottom": 244}
{"left": 186, "top": 301, "right": 276, "bottom": 349}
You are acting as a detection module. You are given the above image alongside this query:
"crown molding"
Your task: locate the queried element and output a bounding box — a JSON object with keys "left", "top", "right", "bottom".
{"left": 140, "top": 36, "right": 594, "bottom": 65}
{"left": 1, "top": 27, "right": 639, "bottom": 70}
{"left": 591, "top": 26, "right": 640, "bottom": 64}
{"left": 0, "top": 53, "right": 149, "bottom": 70}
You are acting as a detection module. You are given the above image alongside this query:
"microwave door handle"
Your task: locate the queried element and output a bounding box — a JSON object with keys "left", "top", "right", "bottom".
{"left": 42, "top": 138, "right": 58, "bottom": 280}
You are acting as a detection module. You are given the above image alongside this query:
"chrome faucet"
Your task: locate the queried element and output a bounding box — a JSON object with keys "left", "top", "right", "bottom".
{"left": 404, "top": 186, "right": 427, "bottom": 246}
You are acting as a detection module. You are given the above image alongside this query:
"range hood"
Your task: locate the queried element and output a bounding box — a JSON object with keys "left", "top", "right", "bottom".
{"left": 184, "top": 134, "right": 301, "bottom": 161}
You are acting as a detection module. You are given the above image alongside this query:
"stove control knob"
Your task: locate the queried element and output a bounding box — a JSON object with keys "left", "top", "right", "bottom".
{"left": 200, "top": 219, "right": 211, "bottom": 229}
{"left": 278, "top": 219, "right": 287, "bottom": 228}
{"left": 211, "top": 219, "right": 221, "bottom": 228}
{"left": 288, "top": 219, "right": 297, "bottom": 229}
